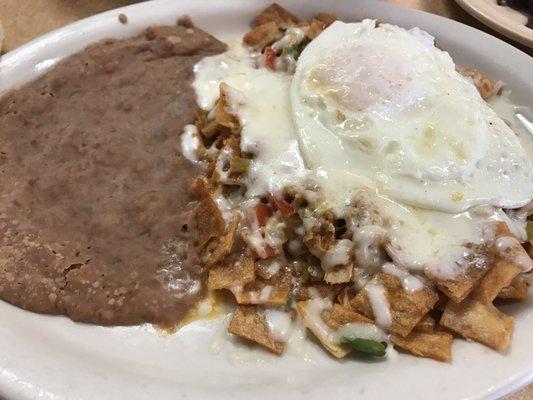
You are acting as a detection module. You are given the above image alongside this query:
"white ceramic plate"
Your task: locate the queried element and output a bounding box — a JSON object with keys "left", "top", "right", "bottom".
{"left": 455, "top": 0, "right": 533, "bottom": 47}
{"left": 0, "top": 1, "right": 532, "bottom": 399}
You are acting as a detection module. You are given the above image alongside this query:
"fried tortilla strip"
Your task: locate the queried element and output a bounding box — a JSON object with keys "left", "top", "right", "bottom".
{"left": 324, "top": 263, "right": 353, "bottom": 284}
{"left": 296, "top": 301, "right": 350, "bottom": 358}
{"left": 193, "top": 178, "right": 225, "bottom": 247}
{"left": 231, "top": 267, "right": 291, "bottom": 307}
{"left": 294, "top": 282, "right": 346, "bottom": 302}
{"left": 215, "top": 83, "right": 240, "bottom": 132}
{"left": 430, "top": 271, "right": 486, "bottom": 304}
{"left": 457, "top": 66, "right": 503, "bottom": 101}
{"left": 243, "top": 21, "right": 282, "bottom": 50}
{"left": 351, "top": 272, "right": 439, "bottom": 337}
{"left": 207, "top": 252, "right": 255, "bottom": 290}
{"left": 306, "top": 13, "right": 339, "bottom": 39}
{"left": 324, "top": 303, "right": 373, "bottom": 330}
{"left": 414, "top": 315, "right": 436, "bottom": 333}
{"left": 337, "top": 286, "right": 355, "bottom": 308}
{"left": 427, "top": 244, "right": 497, "bottom": 303}
{"left": 314, "top": 12, "right": 339, "bottom": 26}
{"left": 472, "top": 260, "right": 522, "bottom": 304}
{"left": 253, "top": 3, "right": 299, "bottom": 28}
{"left": 303, "top": 219, "right": 335, "bottom": 257}
{"left": 440, "top": 299, "right": 514, "bottom": 350}
{"left": 204, "top": 214, "right": 240, "bottom": 269}
{"left": 228, "top": 305, "right": 284, "bottom": 355}
{"left": 498, "top": 277, "right": 528, "bottom": 301}
{"left": 392, "top": 331, "right": 453, "bottom": 362}
{"left": 472, "top": 223, "right": 527, "bottom": 303}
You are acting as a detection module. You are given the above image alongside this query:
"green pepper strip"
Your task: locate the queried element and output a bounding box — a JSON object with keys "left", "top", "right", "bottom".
{"left": 342, "top": 337, "right": 387, "bottom": 357}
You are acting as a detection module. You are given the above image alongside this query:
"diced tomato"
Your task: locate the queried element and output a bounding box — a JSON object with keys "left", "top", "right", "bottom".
{"left": 255, "top": 202, "right": 273, "bottom": 226}
{"left": 268, "top": 193, "right": 294, "bottom": 218}
{"left": 264, "top": 47, "right": 277, "bottom": 71}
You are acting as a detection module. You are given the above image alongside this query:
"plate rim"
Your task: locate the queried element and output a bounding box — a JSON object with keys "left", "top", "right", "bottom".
{"left": 455, "top": 0, "right": 533, "bottom": 47}
{"left": 0, "top": 1, "right": 532, "bottom": 399}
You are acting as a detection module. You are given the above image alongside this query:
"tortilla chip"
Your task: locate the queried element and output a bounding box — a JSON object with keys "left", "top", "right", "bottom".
{"left": 430, "top": 271, "right": 486, "bottom": 303}
{"left": 472, "top": 222, "right": 526, "bottom": 303}
{"left": 231, "top": 267, "right": 291, "bottom": 307}
{"left": 193, "top": 182, "right": 225, "bottom": 248}
{"left": 303, "top": 219, "right": 335, "bottom": 257}
{"left": 204, "top": 215, "right": 240, "bottom": 268}
{"left": 414, "top": 315, "right": 436, "bottom": 333}
{"left": 253, "top": 3, "right": 299, "bottom": 28}
{"left": 351, "top": 272, "right": 439, "bottom": 337}
{"left": 243, "top": 21, "right": 282, "bottom": 50}
{"left": 472, "top": 260, "right": 522, "bottom": 304}
{"left": 228, "top": 305, "right": 284, "bottom": 355}
{"left": 207, "top": 252, "right": 255, "bottom": 290}
{"left": 215, "top": 83, "right": 240, "bottom": 132}
{"left": 296, "top": 301, "right": 350, "bottom": 358}
{"left": 337, "top": 286, "right": 357, "bottom": 308}
{"left": 294, "top": 282, "right": 346, "bottom": 302}
{"left": 325, "top": 303, "right": 373, "bottom": 330}
{"left": 324, "top": 263, "right": 353, "bottom": 284}
{"left": 306, "top": 13, "right": 339, "bottom": 40}
{"left": 392, "top": 331, "right": 453, "bottom": 362}
{"left": 427, "top": 245, "right": 491, "bottom": 303}
{"left": 313, "top": 12, "right": 339, "bottom": 27}
{"left": 440, "top": 298, "right": 513, "bottom": 350}
{"left": 498, "top": 277, "right": 528, "bottom": 301}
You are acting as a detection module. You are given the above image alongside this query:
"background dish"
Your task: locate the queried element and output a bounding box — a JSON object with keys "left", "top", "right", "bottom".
{"left": 455, "top": 0, "right": 533, "bottom": 47}
{"left": 0, "top": 1, "right": 532, "bottom": 399}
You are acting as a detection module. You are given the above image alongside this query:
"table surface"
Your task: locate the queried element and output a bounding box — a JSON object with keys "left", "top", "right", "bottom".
{"left": 0, "top": 1, "right": 531, "bottom": 399}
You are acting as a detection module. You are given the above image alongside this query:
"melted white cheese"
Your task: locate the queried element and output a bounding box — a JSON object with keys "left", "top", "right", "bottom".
{"left": 193, "top": 43, "right": 307, "bottom": 196}
{"left": 382, "top": 262, "right": 424, "bottom": 292}
{"left": 191, "top": 35, "right": 532, "bottom": 283}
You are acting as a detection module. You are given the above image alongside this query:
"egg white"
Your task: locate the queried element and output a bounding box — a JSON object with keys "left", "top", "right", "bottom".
{"left": 291, "top": 20, "right": 533, "bottom": 213}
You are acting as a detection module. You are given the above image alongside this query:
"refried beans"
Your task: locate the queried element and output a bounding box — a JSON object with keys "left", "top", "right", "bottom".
{"left": 0, "top": 25, "right": 225, "bottom": 326}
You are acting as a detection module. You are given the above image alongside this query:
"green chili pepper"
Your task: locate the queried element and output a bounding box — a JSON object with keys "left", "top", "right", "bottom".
{"left": 527, "top": 221, "right": 533, "bottom": 244}
{"left": 342, "top": 337, "right": 387, "bottom": 357}
{"left": 283, "top": 40, "right": 308, "bottom": 60}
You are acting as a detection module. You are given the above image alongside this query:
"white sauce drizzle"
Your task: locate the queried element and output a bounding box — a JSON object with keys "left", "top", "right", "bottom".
{"left": 180, "top": 124, "right": 201, "bottom": 163}
{"left": 495, "top": 236, "right": 533, "bottom": 272}
{"left": 264, "top": 309, "right": 292, "bottom": 343}
{"left": 366, "top": 281, "right": 392, "bottom": 330}
{"left": 302, "top": 298, "right": 390, "bottom": 347}
{"left": 321, "top": 239, "right": 352, "bottom": 271}
{"left": 193, "top": 43, "right": 308, "bottom": 197}
{"left": 352, "top": 225, "right": 387, "bottom": 269}
{"left": 382, "top": 262, "right": 424, "bottom": 292}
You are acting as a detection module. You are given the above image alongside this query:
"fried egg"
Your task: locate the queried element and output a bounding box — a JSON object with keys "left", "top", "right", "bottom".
{"left": 291, "top": 20, "right": 533, "bottom": 213}
{"left": 192, "top": 22, "right": 532, "bottom": 279}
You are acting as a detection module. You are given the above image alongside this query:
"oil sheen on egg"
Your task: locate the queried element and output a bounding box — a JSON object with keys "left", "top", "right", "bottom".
{"left": 291, "top": 20, "right": 533, "bottom": 213}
